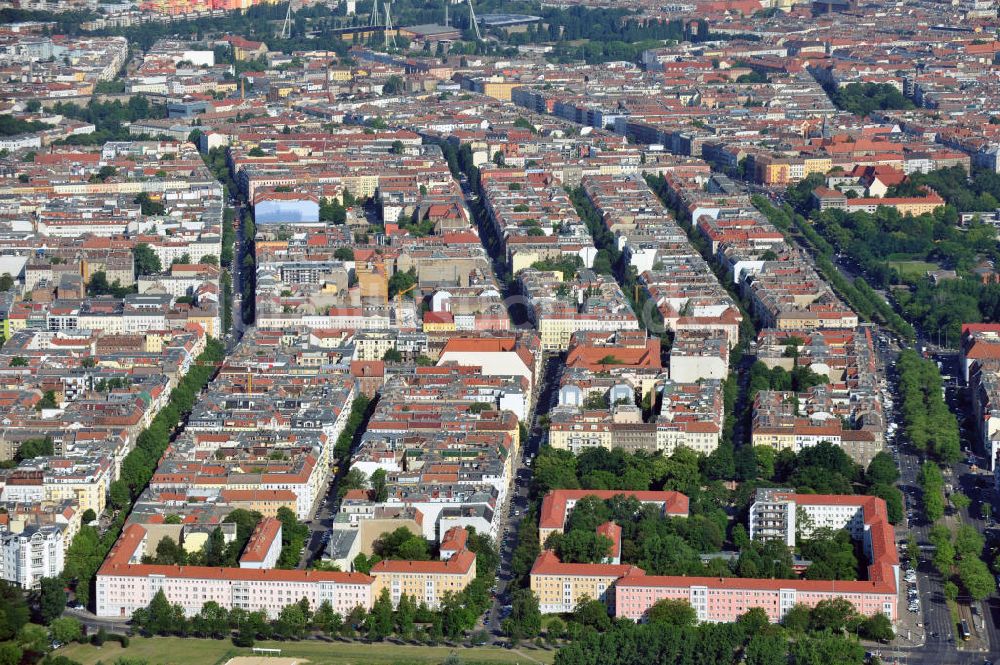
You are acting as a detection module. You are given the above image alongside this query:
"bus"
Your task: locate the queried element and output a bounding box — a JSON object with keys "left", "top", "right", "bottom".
{"left": 959, "top": 620, "right": 971, "bottom": 641}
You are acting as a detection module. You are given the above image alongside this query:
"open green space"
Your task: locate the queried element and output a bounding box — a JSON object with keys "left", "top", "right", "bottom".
{"left": 59, "top": 635, "right": 555, "bottom": 665}
{"left": 887, "top": 260, "right": 940, "bottom": 280}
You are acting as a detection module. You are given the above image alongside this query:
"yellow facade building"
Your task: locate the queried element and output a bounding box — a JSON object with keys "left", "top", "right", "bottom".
{"left": 370, "top": 548, "right": 476, "bottom": 609}
{"left": 530, "top": 551, "right": 644, "bottom": 614}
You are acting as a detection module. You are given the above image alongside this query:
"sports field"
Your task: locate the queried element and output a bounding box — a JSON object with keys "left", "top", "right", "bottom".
{"left": 59, "top": 635, "right": 556, "bottom": 665}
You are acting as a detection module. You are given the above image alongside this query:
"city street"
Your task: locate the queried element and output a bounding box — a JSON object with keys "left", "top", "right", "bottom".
{"left": 878, "top": 344, "right": 999, "bottom": 663}
{"left": 484, "top": 354, "right": 561, "bottom": 635}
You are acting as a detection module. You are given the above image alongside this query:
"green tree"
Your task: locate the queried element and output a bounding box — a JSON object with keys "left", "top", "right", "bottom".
{"left": 0, "top": 581, "right": 29, "bottom": 640}
{"left": 143, "top": 589, "right": 176, "bottom": 635}
{"left": 18, "top": 622, "right": 49, "bottom": 653}
{"left": 800, "top": 529, "right": 859, "bottom": 581}
{"left": 38, "top": 390, "right": 58, "bottom": 410}
{"left": 745, "top": 633, "right": 788, "bottom": 665}
{"left": 955, "top": 524, "right": 984, "bottom": 558}
{"left": 572, "top": 598, "right": 611, "bottom": 632}
{"left": 134, "top": 192, "right": 166, "bottom": 216}
{"left": 789, "top": 633, "right": 865, "bottom": 665}
{"left": 109, "top": 480, "right": 131, "bottom": 510}
{"left": 382, "top": 348, "right": 403, "bottom": 362}
{"left": 133, "top": 243, "right": 162, "bottom": 276}
{"left": 312, "top": 600, "right": 342, "bottom": 636}
{"left": 352, "top": 552, "right": 377, "bottom": 575}
{"left": 951, "top": 492, "right": 971, "bottom": 512}
{"left": 646, "top": 598, "right": 697, "bottom": 627}
{"left": 191, "top": 600, "right": 229, "bottom": 639}
{"left": 366, "top": 588, "right": 394, "bottom": 640}
{"left": 808, "top": 597, "right": 858, "bottom": 633}
{"left": 370, "top": 468, "right": 389, "bottom": 502}
{"left": 859, "top": 613, "right": 894, "bottom": 642}
{"left": 38, "top": 577, "right": 67, "bottom": 624}
{"left": 383, "top": 76, "right": 404, "bottom": 94}
{"left": 0, "top": 643, "right": 21, "bottom": 665}
{"left": 865, "top": 451, "right": 899, "bottom": 486}
{"left": 394, "top": 592, "right": 416, "bottom": 638}
{"left": 16, "top": 437, "right": 53, "bottom": 461}
{"left": 49, "top": 616, "right": 82, "bottom": 644}
{"left": 274, "top": 602, "right": 308, "bottom": 640}
{"left": 502, "top": 588, "right": 541, "bottom": 640}
{"left": 202, "top": 527, "right": 226, "bottom": 567}
{"left": 388, "top": 268, "right": 417, "bottom": 299}
{"left": 0, "top": 273, "right": 13, "bottom": 291}
{"left": 781, "top": 604, "right": 811, "bottom": 633}
{"left": 958, "top": 557, "right": 995, "bottom": 600}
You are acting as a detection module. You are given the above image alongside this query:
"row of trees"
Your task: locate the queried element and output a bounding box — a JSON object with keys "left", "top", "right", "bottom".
{"left": 132, "top": 526, "right": 498, "bottom": 646}
{"left": 63, "top": 338, "right": 225, "bottom": 606}
{"left": 332, "top": 394, "right": 372, "bottom": 461}
{"left": 553, "top": 597, "right": 891, "bottom": 665}
{"left": 897, "top": 350, "right": 961, "bottom": 464}
{"left": 929, "top": 522, "right": 995, "bottom": 601}
{"left": 781, "top": 166, "right": 1000, "bottom": 342}
{"left": 752, "top": 191, "right": 915, "bottom": 340}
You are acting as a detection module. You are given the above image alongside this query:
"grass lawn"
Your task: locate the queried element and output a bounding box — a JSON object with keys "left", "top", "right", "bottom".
{"left": 59, "top": 636, "right": 556, "bottom": 665}
{"left": 888, "top": 260, "right": 939, "bottom": 280}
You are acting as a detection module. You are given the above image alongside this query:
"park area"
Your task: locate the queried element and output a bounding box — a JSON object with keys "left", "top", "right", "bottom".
{"left": 887, "top": 260, "right": 940, "bottom": 281}
{"left": 59, "top": 636, "right": 556, "bottom": 665}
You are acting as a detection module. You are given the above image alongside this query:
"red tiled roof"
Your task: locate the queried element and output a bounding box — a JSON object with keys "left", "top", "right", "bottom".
{"left": 370, "top": 548, "right": 475, "bottom": 575}
{"left": 596, "top": 521, "right": 621, "bottom": 560}
{"left": 616, "top": 573, "right": 894, "bottom": 594}
{"left": 530, "top": 550, "right": 644, "bottom": 578}
{"left": 440, "top": 526, "right": 468, "bottom": 554}
{"left": 239, "top": 517, "right": 281, "bottom": 564}
{"left": 539, "top": 489, "right": 689, "bottom": 531}
{"left": 99, "top": 525, "right": 373, "bottom": 585}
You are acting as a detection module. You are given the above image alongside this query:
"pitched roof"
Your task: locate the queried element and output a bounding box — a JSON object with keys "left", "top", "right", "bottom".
{"left": 238, "top": 517, "right": 281, "bottom": 564}
{"left": 539, "top": 489, "right": 689, "bottom": 531}
{"left": 98, "top": 525, "right": 373, "bottom": 585}
{"left": 530, "top": 550, "right": 644, "bottom": 578}
{"left": 370, "top": 548, "right": 475, "bottom": 575}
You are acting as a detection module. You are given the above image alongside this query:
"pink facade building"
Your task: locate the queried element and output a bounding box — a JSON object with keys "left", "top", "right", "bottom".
{"left": 616, "top": 493, "right": 898, "bottom": 623}
{"left": 615, "top": 574, "right": 897, "bottom": 624}
{"left": 530, "top": 491, "right": 898, "bottom": 623}
{"left": 96, "top": 524, "right": 374, "bottom": 618}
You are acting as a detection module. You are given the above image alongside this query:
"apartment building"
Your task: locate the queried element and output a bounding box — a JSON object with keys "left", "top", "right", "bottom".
{"left": 531, "top": 551, "right": 644, "bottom": 614}
{"left": 963, "top": 324, "right": 1000, "bottom": 473}
{"left": 529, "top": 483, "right": 897, "bottom": 621}
{"left": 237, "top": 518, "right": 282, "bottom": 570}
{"left": 537, "top": 489, "right": 689, "bottom": 545}
{"left": 614, "top": 573, "right": 897, "bottom": 624}
{"left": 370, "top": 537, "right": 477, "bottom": 609}
{"left": 520, "top": 269, "right": 639, "bottom": 352}
{"left": 96, "top": 524, "right": 374, "bottom": 619}
{"left": 0, "top": 523, "right": 64, "bottom": 589}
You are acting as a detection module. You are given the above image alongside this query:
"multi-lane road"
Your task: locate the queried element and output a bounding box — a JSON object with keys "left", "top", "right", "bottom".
{"left": 878, "top": 341, "right": 999, "bottom": 665}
